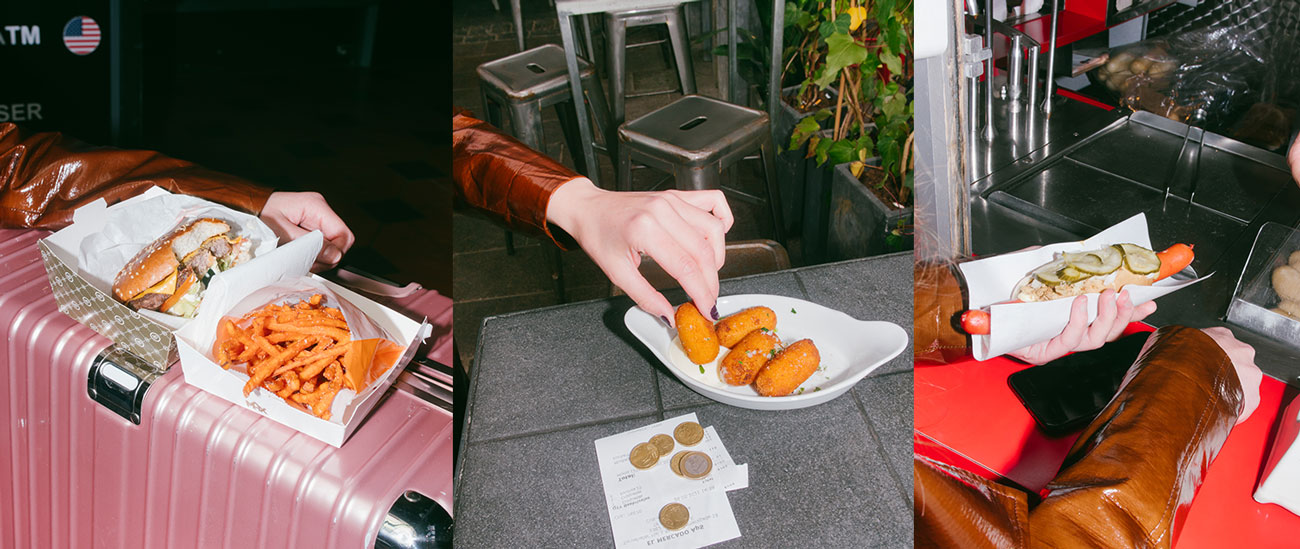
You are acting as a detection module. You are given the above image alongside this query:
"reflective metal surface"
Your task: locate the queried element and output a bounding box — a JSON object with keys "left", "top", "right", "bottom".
{"left": 376, "top": 490, "right": 453, "bottom": 549}
{"left": 971, "top": 108, "right": 1300, "bottom": 382}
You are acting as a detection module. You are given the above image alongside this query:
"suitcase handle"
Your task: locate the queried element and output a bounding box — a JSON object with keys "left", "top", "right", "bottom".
{"left": 88, "top": 346, "right": 160, "bottom": 425}
{"left": 376, "top": 490, "right": 453, "bottom": 549}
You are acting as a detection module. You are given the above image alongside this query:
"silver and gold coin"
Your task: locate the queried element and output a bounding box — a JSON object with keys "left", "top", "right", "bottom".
{"left": 673, "top": 421, "right": 704, "bottom": 446}
{"left": 659, "top": 502, "right": 690, "bottom": 530}
{"left": 681, "top": 451, "right": 713, "bottom": 479}
{"left": 629, "top": 442, "right": 660, "bottom": 469}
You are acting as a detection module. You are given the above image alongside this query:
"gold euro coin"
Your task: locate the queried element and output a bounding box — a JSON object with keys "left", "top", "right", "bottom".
{"left": 659, "top": 502, "right": 690, "bottom": 531}
{"left": 629, "top": 442, "right": 660, "bottom": 469}
{"left": 673, "top": 421, "right": 704, "bottom": 446}
{"left": 681, "top": 451, "right": 713, "bottom": 479}
{"left": 670, "top": 451, "right": 690, "bottom": 477}
{"left": 650, "top": 433, "right": 675, "bottom": 455}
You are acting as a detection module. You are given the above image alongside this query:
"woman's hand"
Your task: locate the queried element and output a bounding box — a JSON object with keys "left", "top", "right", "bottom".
{"left": 1009, "top": 289, "right": 1157, "bottom": 365}
{"left": 546, "top": 178, "right": 733, "bottom": 325}
{"left": 259, "top": 191, "right": 356, "bottom": 272}
{"left": 1201, "top": 326, "right": 1263, "bottom": 424}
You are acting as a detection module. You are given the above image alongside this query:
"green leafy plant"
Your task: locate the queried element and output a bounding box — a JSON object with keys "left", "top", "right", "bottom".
{"left": 784, "top": 0, "right": 914, "bottom": 209}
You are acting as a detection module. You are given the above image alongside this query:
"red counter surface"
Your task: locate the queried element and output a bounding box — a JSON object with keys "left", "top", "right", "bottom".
{"left": 915, "top": 323, "right": 1300, "bottom": 547}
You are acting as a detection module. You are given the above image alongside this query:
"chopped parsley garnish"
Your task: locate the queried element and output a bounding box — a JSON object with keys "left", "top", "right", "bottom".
{"left": 796, "top": 387, "right": 805, "bottom": 395}
{"left": 791, "top": 308, "right": 797, "bottom": 314}
{"left": 698, "top": 365, "right": 705, "bottom": 374}
{"left": 768, "top": 349, "right": 778, "bottom": 358}
{"left": 813, "top": 387, "right": 821, "bottom": 392}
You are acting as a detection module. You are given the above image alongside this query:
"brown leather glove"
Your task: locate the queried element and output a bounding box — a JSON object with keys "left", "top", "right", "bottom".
{"left": 915, "top": 326, "right": 1244, "bottom": 548}
{"left": 0, "top": 123, "right": 272, "bottom": 229}
{"left": 451, "top": 107, "right": 579, "bottom": 249}
{"left": 915, "top": 259, "right": 969, "bottom": 364}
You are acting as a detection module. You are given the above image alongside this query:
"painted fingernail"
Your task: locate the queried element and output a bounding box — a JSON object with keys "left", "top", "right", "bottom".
{"left": 710, "top": 306, "right": 719, "bottom": 320}
{"left": 660, "top": 315, "right": 672, "bottom": 327}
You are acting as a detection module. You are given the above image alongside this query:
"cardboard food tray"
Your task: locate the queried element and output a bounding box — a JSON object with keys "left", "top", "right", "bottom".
{"left": 38, "top": 187, "right": 278, "bottom": 370}
{"left": 173, "top": 233, "right": 431, "bottom": 447}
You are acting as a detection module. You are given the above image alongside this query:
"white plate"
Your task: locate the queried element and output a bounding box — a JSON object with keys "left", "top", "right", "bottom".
{"left": 624, "top": 294, "right": 907, "bottom": 410}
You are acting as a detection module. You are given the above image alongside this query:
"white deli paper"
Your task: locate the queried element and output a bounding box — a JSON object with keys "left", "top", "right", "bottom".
{"left": 70, "top": 186, "right": 279, "bottom": 330}
{"left": 959, "top": 213, "right": 1206, "bottom": 361}
{"left": 594, "top": 413, "right": 749, "bottom": 549}
{"left": 173, "top": 231, "right": 431, "bottom": 447}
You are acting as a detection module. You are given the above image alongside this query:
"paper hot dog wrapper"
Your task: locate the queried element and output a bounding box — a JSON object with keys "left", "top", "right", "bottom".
{"left": 959, "top": 213, "right": 1206, "bottom": 361}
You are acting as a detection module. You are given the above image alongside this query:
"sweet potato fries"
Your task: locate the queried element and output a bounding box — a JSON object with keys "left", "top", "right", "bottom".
{"left": 213, "top": 294, "right": 354, "bottom": 420}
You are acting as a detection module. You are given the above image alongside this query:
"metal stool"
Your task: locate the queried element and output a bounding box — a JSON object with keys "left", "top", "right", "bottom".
{"left": 477, "top": 44, "right": 612, "bottom": 175}
{"left": 604, "top": 4, "right": 696, "bottom": 129}
{"left": 617, "top": 95, "right": 786, "bottom": 245}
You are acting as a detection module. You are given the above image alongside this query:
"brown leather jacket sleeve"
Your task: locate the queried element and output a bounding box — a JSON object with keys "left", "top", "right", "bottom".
{"left": 915, "top": 259, "right": 969, "bottom": 364}
{"left": 916, "top": 326, "right": 1244, "bottom": 548}
{"left": 451, "top": 107, "right": 579, "bottom": 249}
{"left": 1030, "top": 326, "right": 1243, "bottom": 548}
{"left": 0, "top": 123, "right": 273, "bottom": 229}
{"left": 915, "top": 455, "right": 1029, "bottom": 549}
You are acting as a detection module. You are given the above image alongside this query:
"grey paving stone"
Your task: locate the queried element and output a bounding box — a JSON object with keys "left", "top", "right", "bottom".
{"left": 468, "top": 299, "right": 661, "bottom": 441}
{"left": 852, "top": 370, "right": 916, "bottom": 505}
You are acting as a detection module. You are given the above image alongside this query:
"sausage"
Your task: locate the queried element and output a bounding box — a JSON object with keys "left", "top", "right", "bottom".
{"left": 719, "top": 329, "right": 781, "bottom": 386}
{"left": 675, "top": 302, "right": 719, "bottom": 364}
{"left": 754, "top": 339, "right": 821, "bottom": 397}
{"left": 714, "top": 306, "right": 777, "bottom": 348}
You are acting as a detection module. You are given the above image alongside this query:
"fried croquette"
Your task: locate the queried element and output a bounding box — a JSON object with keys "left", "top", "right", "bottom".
{"left": 754, "top": 339, "right": 821, "bottom": 397}
{"left": 675, "top": 302, "right": 720, "bottom": 364}
{"left": 715, "top": 306, "right": 777, "bottom": 348}
{"left": 720, "top": 329, "right": 781, "bottom": 386}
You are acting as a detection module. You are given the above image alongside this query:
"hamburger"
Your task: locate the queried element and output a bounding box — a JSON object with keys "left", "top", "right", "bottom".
{"left": 112, "top": 218, "right": 252, "bottom": 318}
{"left": 1014, "top": 243, "right": 1160, "bottom": 302}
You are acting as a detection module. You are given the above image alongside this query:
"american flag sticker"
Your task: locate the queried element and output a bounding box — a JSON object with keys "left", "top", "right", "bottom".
{"left": 62, "top": 16, "right": 102, "bottom": 56}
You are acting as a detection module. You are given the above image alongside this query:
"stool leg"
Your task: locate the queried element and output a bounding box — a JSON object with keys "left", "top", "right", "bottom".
{"left": 760, "top": 140, "right": 788, "bottom": 245}
{"left": 674, "top": 163, "right": 720, "bottom": 191}
{"left": 617, "top": 145, "right": 633, "bottom": 192}
{"left": 554, "top": 100, "right": 588, "bottom": 176}
{"left": 507, "top": 101, "right": 546, "bottom": 151}
{"left": 583, "top": 73, "right": 613, "bottom": 152}
{"left": 582, "top": 15, "right": 597, "bottom": 68}
{"left": 605, "top": 14, "right": 627, "bottom": 127}
{"left": 666, "top": 7, "right": 697, "bottom": 96}
{"left": 511, "top": 0, "right": 525, "bottom": 51}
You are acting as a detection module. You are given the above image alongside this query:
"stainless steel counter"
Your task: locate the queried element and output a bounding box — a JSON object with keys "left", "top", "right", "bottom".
{"left": 970, "top": 106, "right": 1300, "bottom": 383}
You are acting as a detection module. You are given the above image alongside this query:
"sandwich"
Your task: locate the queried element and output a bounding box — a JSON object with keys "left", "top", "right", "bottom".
{"left": 112, "top": 218, "right": 252, "bottom": 318}
{"left": 1013, "top": 243, "right": 1191, "bottom": 302}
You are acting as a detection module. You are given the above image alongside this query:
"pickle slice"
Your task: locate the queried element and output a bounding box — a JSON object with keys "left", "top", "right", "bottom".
{"left": 1033, "top": 259, "right": 1067, "bottom": 286}
{"left": 1116, "top": 243, "right": 1160, "bottom": 275}
{"left": 1064, "top": 247, "right": 1122, "bottom": 275}
{"left": 1057, "top": 266, "right": 1090, "bottom": 283}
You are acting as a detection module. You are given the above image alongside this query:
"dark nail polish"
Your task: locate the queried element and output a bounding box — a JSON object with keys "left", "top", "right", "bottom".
{"left": 660, "top": 316, "right": 671, "bottom": 327}
{"left": 710, "top": 306, "right": 719, "bottom": 320}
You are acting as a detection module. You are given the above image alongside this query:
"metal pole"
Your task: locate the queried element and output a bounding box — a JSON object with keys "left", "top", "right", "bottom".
{"left": 982, "top": 0, "right": 995, "bottom": 140}
{"left": 1026, "top": 44, "right": 1039, "bottom": 115}
{"left": 1008, "top": 34, "right": 1023, "bottom": 110}
{"left": 1041, "top": 0, "right": 1060, "bottom": 115}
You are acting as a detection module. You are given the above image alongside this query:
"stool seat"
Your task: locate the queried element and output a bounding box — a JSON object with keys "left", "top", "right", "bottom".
{"left": 619, "top": 95, "right": 768, "bottom": 165}
{"left": 477, "top": 44, "right": 596, "bottom": 101}
{"left": 617, "top": 95, "right": 786, "bottom": 244}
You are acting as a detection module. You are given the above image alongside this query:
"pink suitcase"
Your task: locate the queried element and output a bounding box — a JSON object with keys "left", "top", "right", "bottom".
{"left": 0, "top": 229, "right": 454, "bottom": 549}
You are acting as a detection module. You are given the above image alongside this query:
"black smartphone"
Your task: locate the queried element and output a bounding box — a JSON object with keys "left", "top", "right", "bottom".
{"left": 1007, "top": 332, "right": 1151, "bottom": 437}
